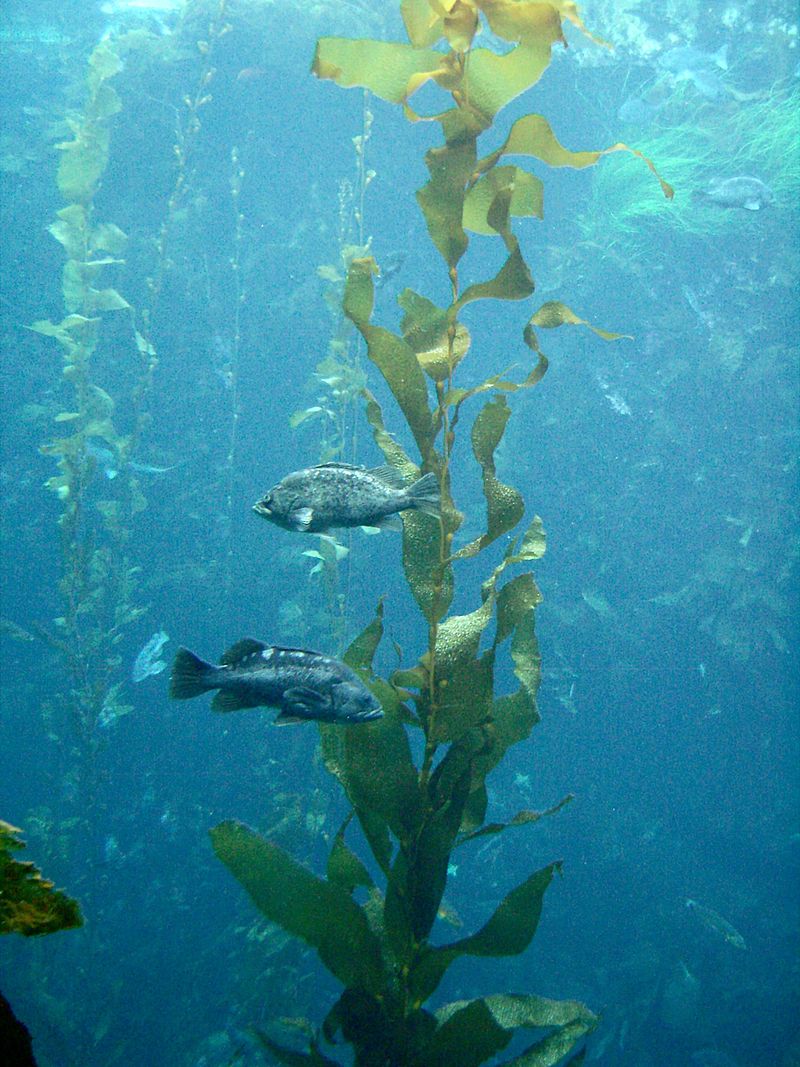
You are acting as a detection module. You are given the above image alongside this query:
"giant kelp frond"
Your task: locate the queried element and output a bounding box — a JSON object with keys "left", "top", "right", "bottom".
{"left": 210, "top": 2, "right": 668, "bottom": 1063}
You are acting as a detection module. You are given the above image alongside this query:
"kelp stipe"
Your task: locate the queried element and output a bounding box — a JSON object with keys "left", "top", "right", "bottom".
{"left": 212, "top": 2, "right": 671, "bottom": 1063}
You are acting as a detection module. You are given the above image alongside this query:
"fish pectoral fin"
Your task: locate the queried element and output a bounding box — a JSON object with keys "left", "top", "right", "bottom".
{"left": 375, "top": 514, "right": 403, "bottom": 532}
{"left": 273, "top": 711, "right": 307, "bottom": 726}
{"left": 744, "top": 200, "right": 760, "bottom": 210}
{"left": 289, "top": 507, "right": 314, "bottom": 531}
{"left": 211, "top": 689, "right": 259, "bottom": 713}
{"left": 283, "top": 686, "right": 329, "bottom": 717}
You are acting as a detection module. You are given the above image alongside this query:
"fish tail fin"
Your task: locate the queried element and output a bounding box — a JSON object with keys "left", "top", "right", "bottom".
{"left": 407, "top": 472, "right": 441, "bottom": 518}
{"left": 169, "top": 647, "right": 217, "bottom": 700}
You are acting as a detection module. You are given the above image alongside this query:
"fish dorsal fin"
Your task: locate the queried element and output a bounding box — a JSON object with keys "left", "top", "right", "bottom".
{"left": 221, "top": 637, "right": 268, "bottom": 666}
{"left": 313, "top": 462, "right": 364, "bottom": 471}
{"left": 368, "top": 464, "right": 407, "bottom": 489}
{"left": 269, "top": 644, "right": 325, "bottom": 658}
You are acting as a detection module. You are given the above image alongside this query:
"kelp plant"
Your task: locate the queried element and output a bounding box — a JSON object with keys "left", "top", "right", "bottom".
{"left": 211, "top": 2, "right": 670, "bottom": 1064}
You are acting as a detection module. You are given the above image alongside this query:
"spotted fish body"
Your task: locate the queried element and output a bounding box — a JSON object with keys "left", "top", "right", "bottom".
{"left": 169, "top": 638, "right": 382, "bottom": 725}
{"left": 253, "top": 461, "right": 440, "bottom": 534}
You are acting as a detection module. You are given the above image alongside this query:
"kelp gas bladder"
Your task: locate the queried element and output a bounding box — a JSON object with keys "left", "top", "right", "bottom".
{"left": 211, "top": 2, "right": 670, "bottom": 1064}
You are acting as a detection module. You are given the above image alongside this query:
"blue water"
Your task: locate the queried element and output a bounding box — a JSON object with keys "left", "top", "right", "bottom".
{"left": 1, "top": 1, "right": 798, "bottom": 1065}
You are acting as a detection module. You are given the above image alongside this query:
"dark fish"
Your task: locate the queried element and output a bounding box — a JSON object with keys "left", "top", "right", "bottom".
{"left": 693, "top": 176, "right": 775, "bottom": 211}
{"left": 253, "top": 461, "right": 441, "bottom": 533}
{"left": 169, "top": 638, "right": 383, "bottom": 725}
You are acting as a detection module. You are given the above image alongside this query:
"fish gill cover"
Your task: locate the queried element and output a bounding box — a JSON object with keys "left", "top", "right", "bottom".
{"left": 206, "top": 1, "right": 671, "bottom": 1064}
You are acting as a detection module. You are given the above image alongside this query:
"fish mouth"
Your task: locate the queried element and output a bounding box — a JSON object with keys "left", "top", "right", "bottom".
{"left": 252, "top": 501, "right": 271, "bottom": 517}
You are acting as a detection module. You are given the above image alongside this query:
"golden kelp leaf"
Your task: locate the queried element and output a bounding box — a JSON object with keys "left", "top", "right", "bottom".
{"left": 442, "top": 1, "right": 480, "bottom": 51}
{"left": 458, "top": 13, "right": 562, "bottom": 118}
{"left": 530, "top": 300, "right": 629, "bottom": 340}
{"left": 0, "top": 821, "right": 83, "bottom": 937}
{"left": 344, "top": 264, "right": 434, "bottom": 459}
{"left": 417, "top": 138, "right": 476, "bottom": 268}
{"left": 312, "top": 37, "right": 444, "bottom": 104}
{"left": 453, "top": 396, "right": 523, "bottom": 560}
{"left": 399, "top": 289, "right": 471, "bottom": 381}
{"left": 458, "top": 246, "right": 535, "bottom": 311}
{"left": 363, "top": 389, "right": 419, "bottom": 479}
{"left": 474, "top": 113, "right": 674, "bottom": 199}
{"left": 401, "top": 0, "right": 446, "bottom": 47}
{"left": 463, "top": 165, "right": 543, "bottom": 234}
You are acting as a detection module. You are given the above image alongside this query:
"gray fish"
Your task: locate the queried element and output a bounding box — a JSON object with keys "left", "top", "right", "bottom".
{"left": 658, "top": 44, "right": 728, "bottom": 76}
{"left": 658, "top": 44, "right": 729, "bottom": 98}
{"left": 132, "top": 630, "right": 169, "bottom": 682}
{"left": 253, "top": 461, "right": 441, "bottom": 534}
{"left": 694, "top": 175, "right": 775, "bottom": 211}
{"left": 87, "top": 440, "right": 180, "bottom": 479}
{"left": 685, "top": 898, "right": 746, "bottom": 949}
{"left": 169, "top": 638, "right": 383, "bottom": 725}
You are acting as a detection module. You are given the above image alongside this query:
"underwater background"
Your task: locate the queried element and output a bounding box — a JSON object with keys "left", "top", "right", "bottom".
{"left": 0, "top": 0, "right": 798, "bottom": 1064}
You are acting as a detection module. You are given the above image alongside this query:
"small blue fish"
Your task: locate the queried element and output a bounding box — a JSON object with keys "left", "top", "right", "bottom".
{"left": 133, "top": 631, "right": 169, "bottom": 682}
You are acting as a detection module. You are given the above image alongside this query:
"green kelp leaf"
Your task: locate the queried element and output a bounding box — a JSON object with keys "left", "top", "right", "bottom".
{"left": 407, "top": 753, "right": 473, "bottom": 941}
{"left": 457, "top": 795, "right": 573, "bottom": 845}
{"left": 0, "top": 821, "right": 83, "bottom": 936}
{"left": 409, "top": 862, "right": 561, "bottom": 1003}
{"left": 463, "top": 166, "right": 543, "bottom": 236}
{"left": 430, "top": 992, "right": 597, "bottom": 1067}
{"left": 343, "top": 262, "right": 434, "bottom": 458}
{"left": 88, "top": 287, "right": 131, "bottom": 312}
{"left": 87, "top": 81, "right": 122, "bottom": 123}
{"left": 210, "top": 821, "right": 384, "bottom": 993}
{"left": 327, "top": 817, "right": 374, "bottom": 895}
{"left": 48, "top": 204, "right": 88, "bottom": 259}
{"left": 403, "top": 507, "right": 453, "bottom": 626}
{"left": 253, "top": 1030, "right": 339, "bottom": 1067}
{"left": 87, "top": 38, "right": 123, "bottom": 87}
{"left": 89, "top": 222, "right": 128, "bottom": 255}
{"left": 57, "top": 126, "right": 111, "bottom": 203}
{"left": 463, "top": 574, "right": 542, "bottom": 808}
{"left": 425, "top": 996, "right": 514, "bottom": 1066}
{"left": 343, "top": 598, "right": 384, "bottom": 674}
{"left": 425, "top": 597, "right": 496, "bottom": 743}
{"left": 320, "top": 698, "right": 421, "bottom": 847}
{"left": 453, "top": 396, "right": 523, "bottom": 560}
{"left": 417, "top": 137, "right": 476, "bottom": 269}
{"left": 312, "top": 37, "right": 444, "bottom": 103}
{"left": 398, "top": 289, "right": 471, "bottom": 382}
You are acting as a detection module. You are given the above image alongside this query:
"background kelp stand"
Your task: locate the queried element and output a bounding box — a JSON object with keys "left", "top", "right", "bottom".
{"left": 211, "top": 2, "right": 671, "bottom": 1064}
